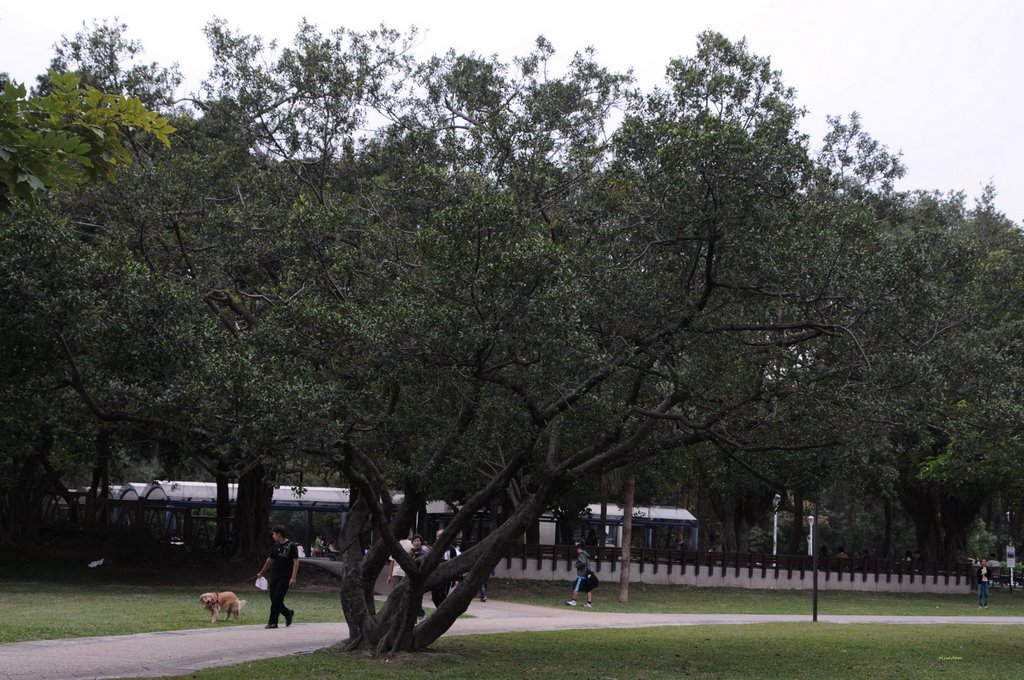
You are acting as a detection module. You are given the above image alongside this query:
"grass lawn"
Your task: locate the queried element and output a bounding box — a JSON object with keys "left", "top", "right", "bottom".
{"left": 482, "top": 577, "right": 1024, "bottom": 617}
{"left": 4, "top": 575, "right": 1020, "bottom": 643}
{"left": 3, "top": 545, "right": 1023, "bottom": 679}
{"left": 158, "top": 625, "right": 1021, "bottom": 680}
{"left": 0, "top": 582, "right": 346, "bottom": 643}
{"left": 0, "top": 544, "right": 348, "bottom": 643}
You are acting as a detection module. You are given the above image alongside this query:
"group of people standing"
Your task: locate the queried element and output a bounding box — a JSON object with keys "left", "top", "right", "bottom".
{"left": 386, "top": 530, "right": 490, "bottom": 621}
{"left": 386, "top": 534, "right": 599, "bottom": 611}
{"left": 386, "top": 534, "right": 600, "bottom": 612}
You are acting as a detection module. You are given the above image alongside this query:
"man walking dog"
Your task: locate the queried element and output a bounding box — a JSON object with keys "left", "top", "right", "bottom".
{"left": 256, "top": 524, "right": 300, "bottom": 628}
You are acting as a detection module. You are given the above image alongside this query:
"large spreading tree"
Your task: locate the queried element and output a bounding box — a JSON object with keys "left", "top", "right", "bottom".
{"left": 4, "top": 19, "right": 1023, "bottom": 656}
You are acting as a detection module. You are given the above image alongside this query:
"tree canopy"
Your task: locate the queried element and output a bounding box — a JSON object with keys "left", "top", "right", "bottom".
{"left": 3, "top": 21, "right": 1023, "bottom": 655}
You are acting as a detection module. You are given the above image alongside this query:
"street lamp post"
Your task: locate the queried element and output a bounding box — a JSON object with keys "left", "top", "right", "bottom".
{"left": 811, "top": 504, "right": 820, "bottom": 622}
{"left": 807, "top": 514, "right": 815, "bottom": 556}
{"left": 772, "top": 493, "right": 782, "bottom": 556}
{"left": 1007, "top": 511, "right": 1016, "bottom": 591}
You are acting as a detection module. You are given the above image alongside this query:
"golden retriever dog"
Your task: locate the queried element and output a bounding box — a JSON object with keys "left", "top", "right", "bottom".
{"left": 199, "top": 591, "right": 246, "bottom": 623}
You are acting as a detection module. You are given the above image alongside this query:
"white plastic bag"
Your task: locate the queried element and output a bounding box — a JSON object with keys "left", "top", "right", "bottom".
{"left": 255, "top": 576, "right": 268, "bottom": 590}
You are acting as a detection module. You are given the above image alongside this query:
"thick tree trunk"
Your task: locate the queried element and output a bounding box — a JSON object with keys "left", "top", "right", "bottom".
{"left": 787, "top": 487, "right": 805, "bottom": 555}
{"left": 524, "top": 517, "right": 540, "bottom": 544}
{"left": 1, "top": 428, "right": 69, "bottom": 545}
{"left": 618, "top": 475, "right": 634, "bottom": 603}
{"left": 882, "top": 496, "right": 894, "bottom": 558}
{"left": 338, "top": 493, "right": 381, "bottom": 650}
{"left": 488, "top": 495, "right": 500, "bottom": 539}
{"left": 232, "top": 464, "right": 272, "bottom": 562}
{"left": 599, "top": 474, "right": 609, "bottom": 546}
{"left": 900, "top": 484, "right": 942, "bottom": 560}
{"left": 340, "top": 482, "right": 562, "bottom": 655}
{"left": 36, "top": 432, "right": 79, "bottom": 530}
{"left": 893, "top": 431, "right": 982, "bottom": 562}
{"left": 896, "top": 457, "right": 980, "bottom": 562}
{"left": 86, "top": 427, "right": 112, "bottom": 526}
{"left": 939, "top": 494, "right": 982, "bottom": 562}
{"left": 696, "top": 482, "right": 713, "bottom": 550}
{"left": 0, "top": 451, "right": 45, "bottom": 544}
{"left": 734, "top": 518, "right": 751, "bottom": 553}
{"left": 214, "top": 460, "right": 232, "bottom": 553}
{"left": 553, "top": 509, "right": 573, "bottom": 545}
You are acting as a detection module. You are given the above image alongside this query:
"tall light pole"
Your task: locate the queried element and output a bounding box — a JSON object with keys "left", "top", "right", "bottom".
{"left": 811, "top": 503, "right": 820, "bottom": 622}
{"left": 807, "top": 514, "right": 815, "bottom": 556}
{"left": 1007, "top": 511, "right": 1016, "bottom": 591}
{"left": 772, "top": 493, "right": 782, "bottom": 556}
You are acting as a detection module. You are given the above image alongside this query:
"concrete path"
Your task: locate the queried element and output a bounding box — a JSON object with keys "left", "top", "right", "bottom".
{"left": 2, "top": 599, "right": 1022, "bottom": 680}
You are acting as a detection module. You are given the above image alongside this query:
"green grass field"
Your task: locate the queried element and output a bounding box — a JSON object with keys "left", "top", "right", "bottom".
{"left": 488, "top": 577, "right": 1024, "bottom": 616}
{"left": 0, "top": 581, "right": 346, "bottom": 642}
{"left": 178, "top": 625, "right": 1020, "bottom": 680}
{"left": 3, "top": 546, "right": 1023, "bottom": 679}
{"left": 4, "top": 576, "right": 1021, "bottom": 643}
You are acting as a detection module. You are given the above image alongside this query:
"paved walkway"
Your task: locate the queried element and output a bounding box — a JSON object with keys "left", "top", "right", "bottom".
{"left": 2, "top": 599, "right": 1022, "bottom": 680}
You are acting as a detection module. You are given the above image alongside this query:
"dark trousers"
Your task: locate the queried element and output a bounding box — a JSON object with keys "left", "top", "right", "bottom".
{"left": 431, "top": 582, "right": 452, "bottom": 608}
{"left": 268, "top": 577, "right": 293, "bottom": 625}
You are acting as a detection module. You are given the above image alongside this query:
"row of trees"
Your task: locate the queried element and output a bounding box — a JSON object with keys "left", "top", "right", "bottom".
{"left": 2, "top": 20, "right": 1022, "bottom": 652}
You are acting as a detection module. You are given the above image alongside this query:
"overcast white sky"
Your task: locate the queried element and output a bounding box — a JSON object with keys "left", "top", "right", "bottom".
{"left": 3, "top": 0, "right": 1022, "bottom": 222}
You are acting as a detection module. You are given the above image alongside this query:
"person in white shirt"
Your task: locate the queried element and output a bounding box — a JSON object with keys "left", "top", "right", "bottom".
{"left": 387, "top": 534, "right": 427, "bottom": 621}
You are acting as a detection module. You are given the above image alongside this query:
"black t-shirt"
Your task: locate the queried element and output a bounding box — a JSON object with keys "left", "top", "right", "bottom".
{"left": 269, "top": 539, "right": 299, "bottom": 580}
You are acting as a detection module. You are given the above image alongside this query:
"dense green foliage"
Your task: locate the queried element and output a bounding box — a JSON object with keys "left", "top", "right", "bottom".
{"left": 0, "top": 71, "right": 174, "bottom": 211}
